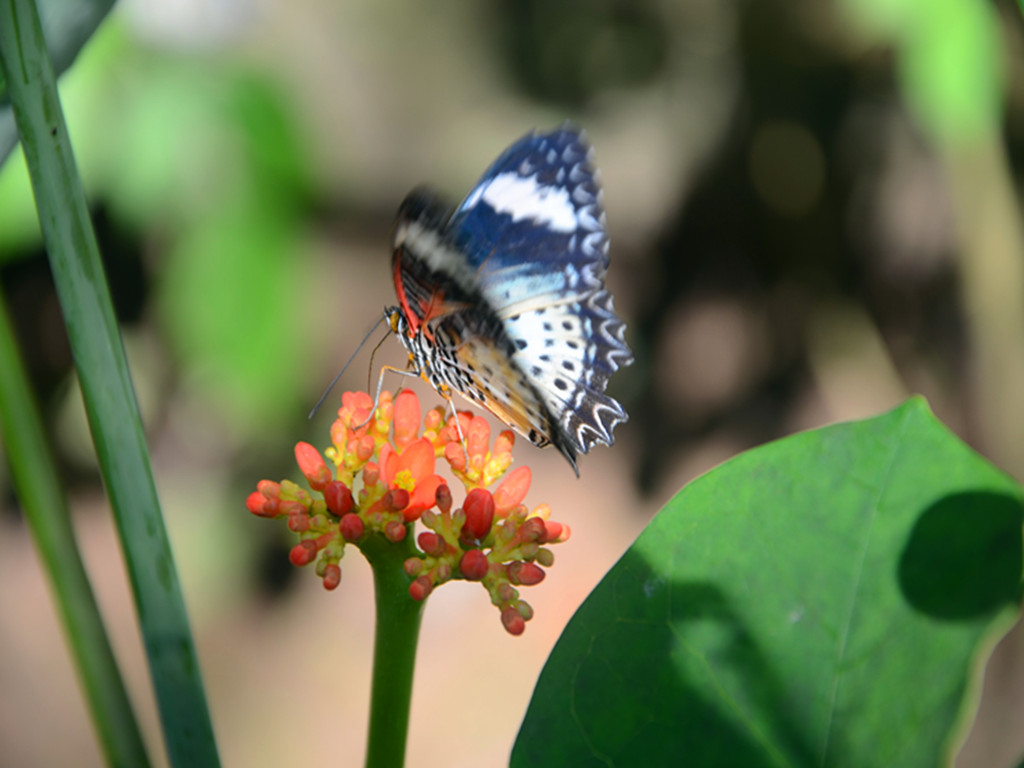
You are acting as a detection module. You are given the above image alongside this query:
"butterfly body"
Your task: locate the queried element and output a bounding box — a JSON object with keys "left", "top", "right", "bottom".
{"left": 388, "top": 127, "right": 632, "bottom": 474}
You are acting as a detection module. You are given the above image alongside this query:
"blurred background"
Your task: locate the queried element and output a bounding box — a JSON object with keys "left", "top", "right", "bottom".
{"left": 1, "top": 0, "right": 1023, "bottom": 765}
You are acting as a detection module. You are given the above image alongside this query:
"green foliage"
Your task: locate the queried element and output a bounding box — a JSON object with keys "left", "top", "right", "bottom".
{"left": 0, "top": 1, "right": 219, "bottom": 764}
{"left": 514, "top": 399, "right": 1022, "bottom": 767}
{"left": 0, "top": 20, "right": 315, "bottom": 431}
{"left": 842, "top": 0, "right": 1001, "bottom": 146}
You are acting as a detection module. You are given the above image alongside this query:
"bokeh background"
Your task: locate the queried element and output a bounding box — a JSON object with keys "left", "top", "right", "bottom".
{"left": 2, "top": 0, "right": 1024, "bottom": 765}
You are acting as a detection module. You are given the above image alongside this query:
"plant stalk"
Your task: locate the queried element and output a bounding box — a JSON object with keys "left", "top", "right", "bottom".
{"left": 362, "top": 529, "right": 426, "bottom": 768}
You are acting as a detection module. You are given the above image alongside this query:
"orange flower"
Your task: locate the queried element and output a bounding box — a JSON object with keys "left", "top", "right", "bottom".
{"left": 247, "top": 389, "right": 569, "bottom": 634}
{"left": 379, "top": 437, "right": 445, "bottom": 521}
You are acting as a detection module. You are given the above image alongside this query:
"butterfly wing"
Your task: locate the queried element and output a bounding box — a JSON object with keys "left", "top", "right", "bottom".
{"left": 446, "top": 127, "right": 633, "bottom": 458}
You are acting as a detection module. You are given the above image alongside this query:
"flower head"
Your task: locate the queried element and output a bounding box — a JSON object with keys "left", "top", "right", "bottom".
{"left": 247, "top": 390, "right": 570, "bottom": 634}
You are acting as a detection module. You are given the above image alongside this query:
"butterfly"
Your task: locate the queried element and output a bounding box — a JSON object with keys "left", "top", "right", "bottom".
{"left": 384, "top": 126, "right": 632, "bottom": 475}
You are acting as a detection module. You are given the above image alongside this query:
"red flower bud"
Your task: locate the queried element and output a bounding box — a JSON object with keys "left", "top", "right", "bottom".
{"left": 339, "top": 513, "right": 365, "bottom": 541}
{"left": 459, "top": 549, "right": 489, "bottom": 580}
{"left": 385, "top": 520, "right": 407, "bottom": 543}
{"left": 462, "top": 488, "right": 495, "bottom": 540}
{"left": 322, "top": 564, "right": 341, "bottom": 590}
{"left": 324, "top": 481, "right": 354, "bottom": 516}
{"left": 543, "top": 520, "right": 570, "bottom": 544}
{"left": 501, "top": 607, "right": 525, "bottom": 636}
{"left": 404, "top": 558, "right": 424, "bottom": 577}
{"left": 508, "top": 561, "right": 545, "bottom": 586}
{"left": 289, "top": 540, "right": 318, "bottom": 567}
{"left": 444, "top": 442, "right": 467, "bottom": 472}
{"left": 357, "top": 435, "right": 375, "bottom": 462}
{"left": 417, "top": 531, "right": 444, "bottom": 557}
{"left": 387, "top": 488, "right": 410, "bottom": 512}
{"left": 494, "top": 430, "right": 515, "bottom": 455}
{"left": 519, "top": 517, "right": 546, "bottom": 543}
{"left": 393, "top": 390, "right": 421, "bottom": 450}
{"left": 409, "top": 575, "right": 433, "bottom": 601}
{"left": 278, "top": 500, "right": 307, "bottom": 517}
{"left": 246, "top": 492, "right": 274, "bottom": 517}
{"left": 256, "top": 480, "right": 281, "bottom": 498}
{"left": 435, "top": 483, "right": 452, "bottom": 514}
{"left": 493, "top": 466, "right": 531, "bottom": 514}
{"left": 295, "top": 442, "right": 332, "bottom": 490}
{"left": 287, "top": 513, "right": 310, "bottom": 532}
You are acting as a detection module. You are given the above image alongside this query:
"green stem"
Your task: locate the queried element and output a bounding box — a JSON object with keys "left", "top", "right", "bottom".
{"left": 0, "top": 288, "right": 150, "bottom": 768}
{"left": 0, "top": 0, "right": 219, "bottom": 764}
{"left": 361, "top": 529, "right": 426, "bottom": 768}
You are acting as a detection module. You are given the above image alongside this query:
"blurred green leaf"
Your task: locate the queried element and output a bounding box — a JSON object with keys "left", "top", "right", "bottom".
{"left": 159, "top": 205, "right": 309, "bottom": 427}
{"left": 842, "top": 0, "right": 1001, "bottom": 146}
{"left": 513, "top": 398, "right": 1022, "bottom": 767}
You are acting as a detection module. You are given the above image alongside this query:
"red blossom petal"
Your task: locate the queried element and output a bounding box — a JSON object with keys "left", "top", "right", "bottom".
{"left": 378, "top": 444, "right": 398, "bottom": 486}
{"left": 397, "top": 438, "right": 436, "bottom": 482}
{"left": 393, "top": 390, "right": 421, "bottom": 450}
{"left": 405, "top": 475, "right": 444, "bottom": 521}
{"left": 493, "top": 466, "right": 531, "bottom": 514}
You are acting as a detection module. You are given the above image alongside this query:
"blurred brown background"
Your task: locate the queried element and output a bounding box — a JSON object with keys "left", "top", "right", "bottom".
{"left": 1, "top": 0, "right": 1023, "bottom": 765}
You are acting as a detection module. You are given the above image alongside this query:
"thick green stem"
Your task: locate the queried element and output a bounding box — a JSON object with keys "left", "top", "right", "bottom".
{"left": 362, "top": 529, "right": 426, "bottom": 768}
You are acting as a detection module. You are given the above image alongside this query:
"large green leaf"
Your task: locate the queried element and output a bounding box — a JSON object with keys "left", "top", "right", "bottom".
{"left": 513, "top": 398, "right": 1022, "bottom": 767}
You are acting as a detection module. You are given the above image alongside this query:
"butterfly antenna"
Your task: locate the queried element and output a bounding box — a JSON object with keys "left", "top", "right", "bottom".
{"left": 366, "top": 329, "right": 395, "bottom": 395}
{"left": 308, "top": 316, "right": 388, "bottom": 419}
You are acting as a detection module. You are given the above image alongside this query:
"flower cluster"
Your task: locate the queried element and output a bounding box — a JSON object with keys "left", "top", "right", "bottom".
{"left": 246, "top": 390, "right": 570, "bottom": 635}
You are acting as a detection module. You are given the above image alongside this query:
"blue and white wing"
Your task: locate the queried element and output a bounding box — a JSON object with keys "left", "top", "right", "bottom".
{"left": 447, "top": 127, "right": 633, "bottom": 457}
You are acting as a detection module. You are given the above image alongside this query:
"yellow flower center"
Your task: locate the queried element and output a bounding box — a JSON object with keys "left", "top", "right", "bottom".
{"left": 393, "top": 468, "right": 417, "bottom": 492}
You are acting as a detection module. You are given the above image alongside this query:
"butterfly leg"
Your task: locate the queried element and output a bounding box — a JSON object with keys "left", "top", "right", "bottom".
{"left": 352, "top": 364, "right": 421, "bottom": 430}
{"left": 437, "top": 385, "right": 470, "bottom": 468}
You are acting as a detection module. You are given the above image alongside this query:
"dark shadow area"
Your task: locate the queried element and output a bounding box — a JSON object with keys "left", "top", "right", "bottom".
{"left": 899, "top": 491, "right": 1024, "bottom": 620}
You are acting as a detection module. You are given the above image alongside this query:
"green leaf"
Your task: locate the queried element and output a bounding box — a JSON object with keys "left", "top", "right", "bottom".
{"left": 0, "top": 286, "right": 150, "bottom": 768}
{"left": 513, "top": 398, "right": 1022, "bottom": 768}
{"left": 840, "top": 0, "right": 1002, "bottom": 146}
{"left": 0, "top": 1, "right": 220, "bottom": 765}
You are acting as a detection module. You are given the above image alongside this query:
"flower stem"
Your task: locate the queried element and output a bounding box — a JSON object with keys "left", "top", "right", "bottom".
{"left": 361, "top": 529, "right": 426, "bottom": 768}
